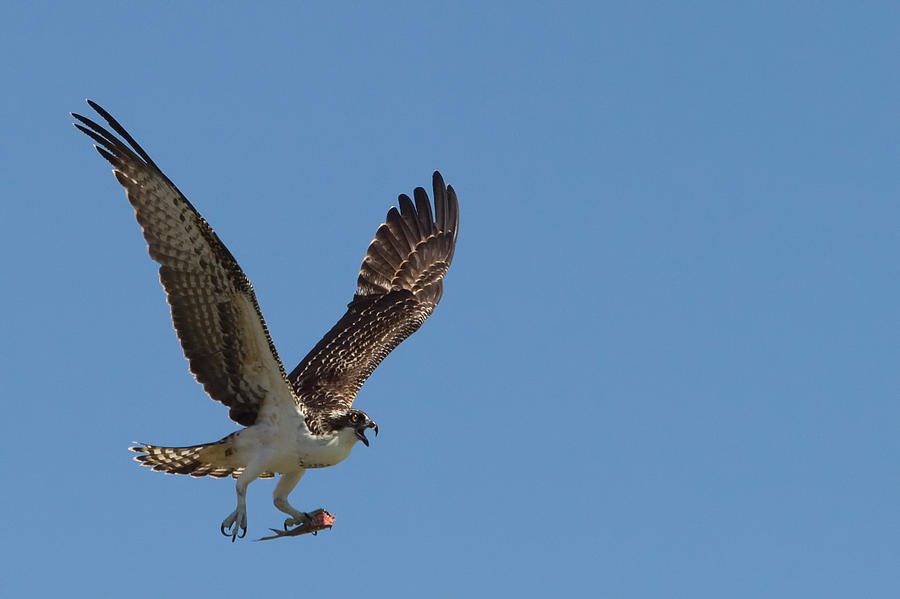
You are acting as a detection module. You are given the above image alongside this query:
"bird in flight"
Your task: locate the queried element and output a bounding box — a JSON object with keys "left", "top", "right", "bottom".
{"left": 72, "top": 101, "right": 459, "bottom": 541}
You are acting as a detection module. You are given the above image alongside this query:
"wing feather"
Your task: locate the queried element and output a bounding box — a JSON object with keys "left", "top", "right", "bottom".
{"left": 413, "top": 187, "right": 436, "bottom": 237}
{"left": 73, "top": 101, "right": 295, "bottom": 426}
{"left": 396, "top": 195, "right": 422, "bottom": 246}
{"left": 288, "top": 172, "right": 459, "bottom": 412}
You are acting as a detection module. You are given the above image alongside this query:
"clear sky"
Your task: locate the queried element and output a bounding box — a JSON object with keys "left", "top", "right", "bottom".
{"left": 1, "top": 2, "right": 897, "bottom": 597}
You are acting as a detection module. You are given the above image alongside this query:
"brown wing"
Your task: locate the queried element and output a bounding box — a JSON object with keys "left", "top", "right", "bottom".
{"left": 73, "top": 101, "right": 294, "bottom": 426}
{"left": 288, "top": 172, "right": 459, "bottom": 412}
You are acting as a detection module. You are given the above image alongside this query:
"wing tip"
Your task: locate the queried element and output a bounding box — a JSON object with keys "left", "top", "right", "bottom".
{"left": 86, "top": 98, "right": 105, "bottom": 116}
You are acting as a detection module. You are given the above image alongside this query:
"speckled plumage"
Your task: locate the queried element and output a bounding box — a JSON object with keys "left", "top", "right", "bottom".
{"left": 293, "top": 172, "right": 458, "bottom": 430}
{"left": 73, "top": 101, "right": 458, "bottom": 539}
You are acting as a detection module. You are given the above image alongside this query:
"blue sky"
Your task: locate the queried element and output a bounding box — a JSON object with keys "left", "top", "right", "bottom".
{"left": 1, "top": 2, "right": 897, "bottom": 597}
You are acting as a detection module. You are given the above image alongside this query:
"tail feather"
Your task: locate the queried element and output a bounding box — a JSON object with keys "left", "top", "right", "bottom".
{"left": 130, "top": 434, "right": 274, "bottom": 479}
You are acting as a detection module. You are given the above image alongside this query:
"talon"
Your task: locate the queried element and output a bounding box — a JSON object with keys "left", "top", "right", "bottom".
{"left": 283, "top": 511, "right": 312, "bottom": 530}
{"left": 221, "top": 507, "right": 248, "bottom": 542}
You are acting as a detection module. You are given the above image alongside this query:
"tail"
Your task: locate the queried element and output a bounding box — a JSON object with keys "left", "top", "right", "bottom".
{"left": 129, "top": 433, "right": 274, "bottom": 479}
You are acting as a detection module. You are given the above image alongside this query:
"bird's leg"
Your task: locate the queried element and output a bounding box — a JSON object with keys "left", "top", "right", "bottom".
{"left": 220, "top": 458, "right": 265, "bottom": 542}
{"left": 220, "top": 487, "right": 248, "bottom": 542}
{"left": 272, "top": 469, "right": 317, "bottom": 529}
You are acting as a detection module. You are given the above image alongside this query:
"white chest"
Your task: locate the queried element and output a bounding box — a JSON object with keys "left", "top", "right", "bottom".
{"left": 293, "top": 427, "right": 360, "bottom": 469}
{"left": 234, "top": 416, "right": 361, "bottom": 473}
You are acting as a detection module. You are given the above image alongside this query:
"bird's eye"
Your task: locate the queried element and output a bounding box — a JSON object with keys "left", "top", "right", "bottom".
{"left": 350, "top": 414, "right": 359, "bottom": 424}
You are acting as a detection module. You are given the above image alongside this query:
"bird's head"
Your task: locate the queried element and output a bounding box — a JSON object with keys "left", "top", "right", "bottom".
{"left": 337, "top": 409, "right": 379, "bottom": 447}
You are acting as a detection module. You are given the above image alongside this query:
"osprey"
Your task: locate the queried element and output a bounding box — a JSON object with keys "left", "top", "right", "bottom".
{"left": 72, "top": 101, "right": 459, "bottom": 541}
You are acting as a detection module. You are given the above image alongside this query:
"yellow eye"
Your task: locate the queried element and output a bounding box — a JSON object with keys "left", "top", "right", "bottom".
{"left": 350, "top": 414, "right": 359, "bottom": 424}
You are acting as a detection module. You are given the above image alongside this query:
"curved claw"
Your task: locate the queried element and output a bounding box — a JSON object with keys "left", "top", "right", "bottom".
{"left": 224, "top": 523, "right": 247, "bottom": 542}
{"left": 221, "top": 508, "right": 248, "bottom": 542}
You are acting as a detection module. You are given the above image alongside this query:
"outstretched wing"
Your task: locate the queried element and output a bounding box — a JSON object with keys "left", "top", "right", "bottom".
{"left": 73, "top": 101, "right": 293, "bottom": 426}
{"left": 288, "top": 172, "right": 459, "bottom": 412}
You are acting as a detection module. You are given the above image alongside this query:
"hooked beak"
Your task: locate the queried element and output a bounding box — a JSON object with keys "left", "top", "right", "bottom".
{"left": 355, "top": 421, "right": 378, "bottom": 447}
